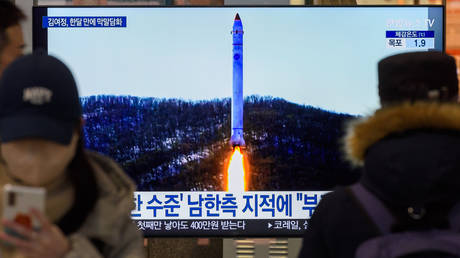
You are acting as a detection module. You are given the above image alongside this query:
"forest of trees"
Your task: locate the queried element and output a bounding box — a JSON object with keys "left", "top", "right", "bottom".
{"left": 81, "top": 95, "right": 361, "bottom": 191}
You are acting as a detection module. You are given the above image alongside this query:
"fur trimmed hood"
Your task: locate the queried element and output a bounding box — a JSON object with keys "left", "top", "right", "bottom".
{"left": 344, "top": 102, "right": 460, "bottom": 166}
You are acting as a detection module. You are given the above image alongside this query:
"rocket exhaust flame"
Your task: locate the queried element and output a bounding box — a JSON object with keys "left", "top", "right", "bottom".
{"left": 226, "top": 147, "right": 246, "bottom": 192}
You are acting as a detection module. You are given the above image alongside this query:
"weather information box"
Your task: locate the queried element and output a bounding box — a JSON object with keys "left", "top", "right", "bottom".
{"left": 386, "top": 30, "right": 435, "bottom": 49}
{"left": 131, "top": 191, "right": 329, "bottom": 236}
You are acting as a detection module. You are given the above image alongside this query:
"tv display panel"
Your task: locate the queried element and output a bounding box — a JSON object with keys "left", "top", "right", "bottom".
{"left": 34, "top": 6, "right": 444, "bottom": 236}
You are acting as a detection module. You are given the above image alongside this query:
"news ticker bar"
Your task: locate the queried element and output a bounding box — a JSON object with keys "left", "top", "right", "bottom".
{"left": 136, "top": 219, "right": 310, "bottom": 237}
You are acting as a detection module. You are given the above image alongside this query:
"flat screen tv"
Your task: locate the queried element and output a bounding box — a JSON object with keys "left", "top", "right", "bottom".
{"left": 34, "top": 5, "right": 444, "bottom": 237}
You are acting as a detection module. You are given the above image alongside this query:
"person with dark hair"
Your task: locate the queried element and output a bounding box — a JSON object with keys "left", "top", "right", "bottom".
{"left": 0, "top": 53, "right": 145, "bottom": 258}
{"left": 0, "top": 0, "right": 25, "bottom": 76}
{"left": 299, "top": 51, "right": 460, "bottom": 258}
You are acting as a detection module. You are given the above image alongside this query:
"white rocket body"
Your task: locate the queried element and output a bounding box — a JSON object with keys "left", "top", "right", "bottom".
{"left": 230, "top": 13, "right": 245, "bottom": 148}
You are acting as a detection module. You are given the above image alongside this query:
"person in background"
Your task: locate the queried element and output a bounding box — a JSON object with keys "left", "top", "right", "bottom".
{"left": 0, "top": 0, "right": 25, "bottom": 77}
{"left": 298, "top": 51, "right": 460, "bottom": 258}
{"left": 0, "top": 53, "right": 145, "bottom": 258}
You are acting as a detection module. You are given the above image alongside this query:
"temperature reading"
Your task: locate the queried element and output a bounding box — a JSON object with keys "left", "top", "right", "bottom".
{"left": 386, "top": 31, "right": 435, "bottom": 49}
{"left": 414, "top": 39, "right": 426, "bottom": 47}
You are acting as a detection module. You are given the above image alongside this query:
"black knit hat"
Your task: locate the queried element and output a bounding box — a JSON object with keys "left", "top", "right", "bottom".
{"left": 0, "top": 53, "right": 81, "bottom": 144}
{"left": 378, "top": 51, "right": 458, "bottom": 105}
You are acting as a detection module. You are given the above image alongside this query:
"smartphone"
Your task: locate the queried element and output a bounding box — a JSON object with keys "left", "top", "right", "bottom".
{"left": 3, "top": 184, "right": 45, "bottom": 231}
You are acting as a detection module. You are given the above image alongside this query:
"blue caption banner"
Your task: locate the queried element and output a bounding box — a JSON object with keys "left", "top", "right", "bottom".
{"left": 386, "top": 31, "right": 434, "bottom": 38}
{"left": 131, "top": 191, "right": 330, "bottom": 236}
{"left": 131, "top": 191, "right": 329, "bottom": 220}
{"left": 43, "top": 16, "right": 127, "bottom": 28}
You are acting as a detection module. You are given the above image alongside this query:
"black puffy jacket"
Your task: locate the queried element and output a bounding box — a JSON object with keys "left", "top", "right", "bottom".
{"left": 299, "top": 102, "right": 460, "bottom": 258}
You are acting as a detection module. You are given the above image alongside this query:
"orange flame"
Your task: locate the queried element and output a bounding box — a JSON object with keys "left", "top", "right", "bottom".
{"left": 226, "top": 147, "right": 246, "bottom": 192}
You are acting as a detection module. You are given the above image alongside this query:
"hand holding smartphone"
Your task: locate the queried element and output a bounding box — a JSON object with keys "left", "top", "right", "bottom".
{"left": 0, "top": 185, "right": 70, "bottom": 257}
{"left": 2, "top": 184, "right": 45, "bottom": 234}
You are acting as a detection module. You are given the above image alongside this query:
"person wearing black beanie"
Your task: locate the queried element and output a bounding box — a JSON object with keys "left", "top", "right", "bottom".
{"left": 299, "top": 51, "right": 460, "bottom": 258}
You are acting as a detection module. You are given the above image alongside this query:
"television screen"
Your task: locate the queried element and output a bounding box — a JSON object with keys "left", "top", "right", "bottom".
{"left": 34, "top": 6, "right": 444, "bottom": 236}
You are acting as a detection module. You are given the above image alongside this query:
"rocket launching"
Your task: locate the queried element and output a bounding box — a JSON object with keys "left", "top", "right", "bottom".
{"left": 230, "top": 13, "right": 246, "bottom": 148}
